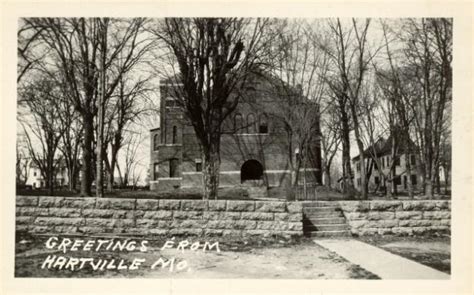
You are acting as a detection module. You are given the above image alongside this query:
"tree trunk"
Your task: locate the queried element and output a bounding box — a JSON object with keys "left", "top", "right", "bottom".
{"left": 81, "top": 114, "right": 93, "bottom": 197}
{"left": 340, "top": 110, "right": 353, "bottom": 195}
{"left": 203, "top": 145, "right": 220, "bottom": 200}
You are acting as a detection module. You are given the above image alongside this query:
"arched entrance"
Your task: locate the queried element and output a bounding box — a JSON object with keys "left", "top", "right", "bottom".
{"left": 241, "top": 159, "right": 264, "bottom": 183}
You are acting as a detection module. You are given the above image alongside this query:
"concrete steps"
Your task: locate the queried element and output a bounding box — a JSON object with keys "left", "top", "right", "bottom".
{"left": 303, "top": 202, "right": 351, "bottom": 238}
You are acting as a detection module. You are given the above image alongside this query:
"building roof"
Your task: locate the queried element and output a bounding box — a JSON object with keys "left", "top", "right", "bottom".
{"left": 352, "top": 134, "right": 418, "bottom": 161}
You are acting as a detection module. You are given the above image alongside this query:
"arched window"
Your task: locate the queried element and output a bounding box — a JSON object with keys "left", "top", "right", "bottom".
{"left": 172, "top": 126, "right": 178, "bottom": 144}
{"left": 153, "top": 134, "right": 159, "bottom": 150}
{"left": 259, "top": 114, "right": 269, "bottom": 134}
{"left": 247, "top": 113, "right": 256, "bottom": 134}
{"left": 234, "top": 113, "right": 243, "bottom": 133}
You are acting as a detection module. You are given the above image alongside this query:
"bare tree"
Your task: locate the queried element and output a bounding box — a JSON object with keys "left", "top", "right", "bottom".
{"left": 388, "top": 18, "right": 452, "bottom": 198}
{"left": 264, "top": 19, "right": 328, "bottom": 199}
{"left": 320, "top": 104, "right": 342, "bottom": 188}
{"left": 150, "top": 18, "right": 272, "bottom": 199}
{"left": 323, "top": 18, "right": 381, "bottom": 199}
{"left": 26, "top": 17, "right": 154, "bottom": 196}
{"left": 19, "top": 76, "right": 64, "bottom": 195}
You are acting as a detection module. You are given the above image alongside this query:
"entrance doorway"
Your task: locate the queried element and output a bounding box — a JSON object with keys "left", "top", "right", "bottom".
{"left": 240, "top": 159, "right": 263, "bottom": 183}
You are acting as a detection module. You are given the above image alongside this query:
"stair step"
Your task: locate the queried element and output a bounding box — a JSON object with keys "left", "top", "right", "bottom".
{"left": 306, "top": 230, "right": 351, "bottom": 238}
{"left": 303, "top": 224, "right": 349, "bottom": 231}
{"left": 304, "top": 211, "right": 344, "bottom": 218}
{"left": 303, "top": 201, "right": 335, "bottom": 208}
{"left": 303, "top": 206, "right": 340, "bottom": 213}
{"left": 304, "top": 217, "right": 346, "bottom": 225}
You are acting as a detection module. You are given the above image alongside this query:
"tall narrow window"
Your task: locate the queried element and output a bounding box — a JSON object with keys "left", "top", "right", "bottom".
{"left": 259, "top": 114, "right": 268, "bottom": 134}
{"left": 195, "top": 159, "right": 202, "bottom": 172}
{"left": 153, "top": 163, "right": 159, "bottom": 180}
{"left": 410, "top": 155, "right": 416, "bottom": 165}
{"left": 153, "top": 134, "right": 159, "bottom": 150}
{"left": 234, "top": 113, "right": 243, "bottom": 133}
{"left": 247, "top": 113, "right": 256, "bottom": 133}
{"left": 172, "top": 126, "right": 178, "bottom": 144}
{"left": 169, "top": 158, "right": 179, "bottom": 178}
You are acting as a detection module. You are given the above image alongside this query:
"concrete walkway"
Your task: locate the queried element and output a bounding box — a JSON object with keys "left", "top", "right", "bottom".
{"left": 314, "top": 239, "right": 450, "bottom": 279}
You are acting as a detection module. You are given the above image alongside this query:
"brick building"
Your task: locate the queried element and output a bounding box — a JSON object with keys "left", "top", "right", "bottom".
{"left": 150, "top": 75, "right": 322, "bottom": 198}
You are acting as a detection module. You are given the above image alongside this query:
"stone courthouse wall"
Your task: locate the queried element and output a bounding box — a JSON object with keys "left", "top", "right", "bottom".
{"left": 337, "top": 200, "right": 451, "bottom": 236}
{"left": 16, "top": 196, "right": 303, "bottom": 238}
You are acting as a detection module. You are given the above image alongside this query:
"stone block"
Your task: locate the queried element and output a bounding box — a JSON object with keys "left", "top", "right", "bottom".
{"left": 433, "top": 201, "right": 450, "bottom": 210}
{"left": 358, "top": 228, "right": 378, "bottom": 236}
{"left": 395, "top": 211, "right": 423, "bottom": 220}
{"left": 114, "top": 219, "right": 135, "bottom": 228}
{"left": 173, "top": 210, "right": 203, "bottom": 219}
{"left": 274, "top": 212, "right": 302, "bottom": 222}
{"left": 159, "top": 200, "right": 181, "bottom": 210}
{"left": 173, "top": 219, "right": 206, "bottom": 228}
{"left": 96, "top": 198, "right": 135, "bottom": 210}
{"left": 348, "top": 220, "right": 368, "bottom": 229}
{"left": 287, "top": 202, "right": 303, "bottom": 213}
{"left": 255, "top": 221, "right": 290, "bottom": 231}
{"left": 16, "top": 216, "right": 35, "bottom": 225}
{"left": 255, "top": 201, "right": 286, "bottom": 213}
{"left": 288, "top": 222, "right": 303, "bottom": 231}
{"left": 62, "top": 198, "right": 96, "bottom": 209}
{"left": 338, "top": 201, "right": 370, "bottom": 212}
{"left": 48, "top": 208, "right": 82, "bottom": 218}
{"left": 30, "top": 226, "right": 49, "bottom": 234}
{"left": 16, "top": 207, "right": 38, "bottom": 216}
{"left": 244, "top": 230, "right": 272, "bottom": 237}
{"left": 412, "top": 227, "right": 428, "bottom": 235}
{"left": 136, "top": 199, "right": 159, "bottom": 210}
{"left": 208, "top": 219, "right": 235, "bottom": 229}
{"left": 423, "top": 211, "right": 450, "bottom": 220}
{"left": 343, "top": 212, "right": 367, "bottom": 220}
{"left": 204, "top": 229, "right": 224, "bottom": 236}
{"left": 77, "top": 226, "right": 103, "bottom": 234}
{"left": 402, "top": 201, "right": 435, "bottom": 211}
{"left": 391, "top": 227, "right": 414, "bottom": 235}
{"left": 399, "top": 219, "right": 434, "bottom": 227}
{"left": 82, "top": 209, "right": 115, "bottom": 218}
{"left": 208, "top": 200, "right": 227, "bottom": 211}
{"left": 148, "top": 228, "right": 169, "bottom": 235}
{"left": 440, "top": 219, "right": 451, "bottom": 226}
{"left": 143, "top": 210, "right": 173, "bottom": 220}
{"left": 222, "top": 229, "right": 242, "bottom": 237}
{"left": 226, "top": 200, "right": 255, "bottom": 211}
{"left": 169, "top": 228, "right": 203, "bottom": 236}
{"left": 136, "top": 219, "right": 159, "bottom": 228}
{"left": 84, "top": 218, "right": 116, "bottom": 227}
{"left": 17, "top": 196, "right": 38, "bottom": 207}
{"left": 367, "top": 220, "right": 399, "bottom": 228}
{"left": 241, "top": 212, "right": 273, "bottom": 221}
{"left": 377, "top": 228, "right": 392, "bottom": 235}
{"left": 35, "top": 217, "right": 85, "bottom": 226}
{"left": 181, "top": 200, "right": 208, "bottom": 211}
{"left": 38, "top": 197, "right": 64, "bottom": 208}
{"left": 370, "top": 201, "right": 403, "bottom": 211}
{"left": 367, "top": 211, "right": 395, "bottom": 220}
{"left": 53, "top": 226, "right": 78, "bottom": 234}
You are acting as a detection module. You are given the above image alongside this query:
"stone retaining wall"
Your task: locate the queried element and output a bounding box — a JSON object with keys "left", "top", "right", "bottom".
{"left": 337, "top": 200, "right": 451, "bottom": 236}
{"left": 16, "top": 196, "right": 303, "bottom": 238}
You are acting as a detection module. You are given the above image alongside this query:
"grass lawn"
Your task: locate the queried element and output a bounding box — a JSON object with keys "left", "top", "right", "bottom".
{"left": 357, "top": 234, "right": 451, "bottom": 274}
{"left": 16, "top": 187, "right": 253, "bottom": 200}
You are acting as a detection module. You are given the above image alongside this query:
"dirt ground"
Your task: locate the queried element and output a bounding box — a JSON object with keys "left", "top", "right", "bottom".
{"left": 15, "top": 233, "right": 378, "bottom": 279}
{"left": 358, "top": 235, "right": 451, "bottom": 274}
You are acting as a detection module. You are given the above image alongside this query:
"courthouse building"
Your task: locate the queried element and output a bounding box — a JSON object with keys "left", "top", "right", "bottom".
{"left": 150, "top": 74, "right": 322, "bottom": 198}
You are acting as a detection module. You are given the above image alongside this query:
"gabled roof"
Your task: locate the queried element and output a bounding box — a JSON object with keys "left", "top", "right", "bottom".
{"left": 352, "top": 134, "right": 418, "bottom": 161}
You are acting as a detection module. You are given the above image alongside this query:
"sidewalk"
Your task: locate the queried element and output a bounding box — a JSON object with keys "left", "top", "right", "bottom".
{"left": 314, "top": 239, "right": 450, "bottom": 279}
